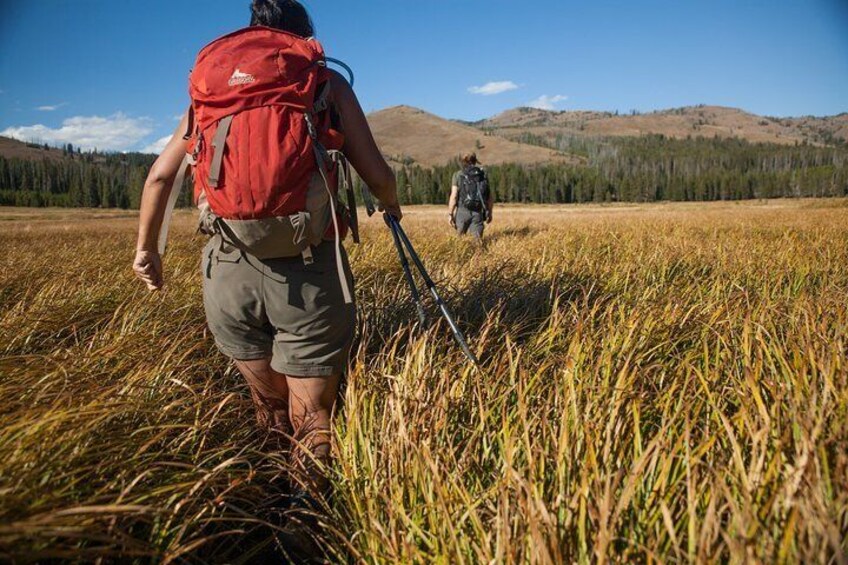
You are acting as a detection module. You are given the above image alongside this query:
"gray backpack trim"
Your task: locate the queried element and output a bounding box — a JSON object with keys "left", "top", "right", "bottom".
{"left": 203, "top": 172, "right": 330, "bottom": 261}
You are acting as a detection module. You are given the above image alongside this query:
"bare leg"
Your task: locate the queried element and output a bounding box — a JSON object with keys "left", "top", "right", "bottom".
{"left": 286, "top": 374, "right": 341, "bottom": 496}
{"left": 235, "top": 361, "right": 340, "bottom": 497}
{"left": 234, "top": 359, "right": 291, "bottom": 436}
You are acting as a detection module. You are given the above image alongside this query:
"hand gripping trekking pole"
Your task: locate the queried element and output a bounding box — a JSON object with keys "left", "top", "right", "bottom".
{"left": 386, "top": 215, "right": 480, "bottom": 367}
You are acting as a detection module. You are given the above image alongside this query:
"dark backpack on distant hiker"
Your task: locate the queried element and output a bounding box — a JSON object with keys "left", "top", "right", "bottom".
{"left": 458, "top": 166, "right": 490, "bottom": 213}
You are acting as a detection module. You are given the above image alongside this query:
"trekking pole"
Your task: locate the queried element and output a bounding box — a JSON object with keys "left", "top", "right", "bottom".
{"left": 387, "top": 215, "right": 480, "bottom": 367}
{"left": 362, "top": 182, "right": 426, "bottom": 325}
{"left": 389, "top": 222, "right": 428, "bottom": 327}
{"left": 362, "top": 184, "right": 479, "bottom": 366}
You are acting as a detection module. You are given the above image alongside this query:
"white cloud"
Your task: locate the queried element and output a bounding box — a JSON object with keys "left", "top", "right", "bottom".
{"left": 36, "top": 102, "right": 68, "bottom": 111}
{"left": 1, "top": 113, "right": 154, "bottom": 152}
{"left": 468, "top": 81, "right": 519, "bottom": 96}
{"left": 528, "top": 94, "right": 568, "bottom": 110}
{"left": 141, "top": 135, "right": 173, "bottom": 154}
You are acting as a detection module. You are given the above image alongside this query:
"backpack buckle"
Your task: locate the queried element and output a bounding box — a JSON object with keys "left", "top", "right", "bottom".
{"left": 303, "top": 113, "right": 318, "bottom": 140}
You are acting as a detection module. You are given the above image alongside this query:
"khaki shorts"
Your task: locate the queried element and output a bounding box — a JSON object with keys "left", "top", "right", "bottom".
{"left": 201, "top": 236, "right": 356, "bottom": 377}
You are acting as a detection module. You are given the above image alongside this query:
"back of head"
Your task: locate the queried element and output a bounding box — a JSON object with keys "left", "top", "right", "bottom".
{"left": 461, "top": 152, "right": 479, "bottom": 169}
{"left": 250, "top": 0, "right": 315, "bottom": 37}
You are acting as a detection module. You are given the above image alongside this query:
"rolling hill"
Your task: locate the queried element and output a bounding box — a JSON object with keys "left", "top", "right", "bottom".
{"left": 475, "top": 105, "right": 848, "bottom": 147}
{"left": 3, "top": 105, "right": 845, "bottom": 170}
{"left": 0, "top": 136, "right": 67, "bottom": 161}
{"left": 366, "top": 105, "right": 581, "bottom": 167}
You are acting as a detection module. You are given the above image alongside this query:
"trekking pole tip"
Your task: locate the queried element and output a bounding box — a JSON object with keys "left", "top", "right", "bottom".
{"left": 415, "top": 302, "right": 428, "bottom": 327}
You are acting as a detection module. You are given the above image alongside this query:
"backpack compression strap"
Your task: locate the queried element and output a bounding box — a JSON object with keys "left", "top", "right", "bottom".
{"left": 208, "top": 115, "right": 234, "bottom": 188}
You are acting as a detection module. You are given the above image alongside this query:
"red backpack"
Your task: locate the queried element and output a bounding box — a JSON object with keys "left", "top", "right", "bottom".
{"left": 160, "top": 26, "right": 356, "bottom": 303}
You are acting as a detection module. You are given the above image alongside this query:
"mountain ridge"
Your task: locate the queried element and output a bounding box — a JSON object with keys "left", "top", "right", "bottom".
{"left": 2, "top": 104, "right": 845, "bottom": 167}
{"left": 473, "top": 104, "right": 848, "bottom": 148}
{"left": 365, "top": 105, "right": 580, "bottom": 168}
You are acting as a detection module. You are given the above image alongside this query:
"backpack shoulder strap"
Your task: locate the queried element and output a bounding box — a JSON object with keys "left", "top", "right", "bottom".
{"left": 157, "top": 105, "right": 196, "bottom": 255}
{"left": 313, "top": 80, "right": 332, "bottom": 113}
{"left": 182, "top": 106, "right": 195, "bottom": 140}
{"left": 158, "top": 153, "right": 192, "bottom": 255}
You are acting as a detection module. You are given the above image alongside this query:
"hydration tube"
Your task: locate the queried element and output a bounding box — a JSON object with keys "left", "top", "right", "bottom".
{"left": 325, "top": 57, "right": 355, "bottom": 87}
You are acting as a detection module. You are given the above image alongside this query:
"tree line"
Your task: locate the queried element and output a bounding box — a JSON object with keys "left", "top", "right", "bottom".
{"left": 1, "top": 135, "right": 846, "bottom": 208}
{"left": 0, "top": 146, "right": 196, "bottom": 208}
{"left": 390, "top": 136, "right": 848, "bottom": 205}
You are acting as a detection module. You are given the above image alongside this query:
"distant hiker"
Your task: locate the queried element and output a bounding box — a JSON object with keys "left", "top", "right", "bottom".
{"left": 448, "top": 153, "right": 493, "bottom": 239}
{"left": 132, "top": 0, "right": 400, "bottom": 557}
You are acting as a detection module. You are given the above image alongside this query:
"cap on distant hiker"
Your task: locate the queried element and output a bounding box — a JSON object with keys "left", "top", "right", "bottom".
{"left": 462, "top": 152, "right": 479, "bottom": 167}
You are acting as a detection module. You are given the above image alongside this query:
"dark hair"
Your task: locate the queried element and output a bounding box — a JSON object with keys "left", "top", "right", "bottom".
{"left": 462, "top": 153, "right": 479, "bottom": 167}
{"left": 250, "top": 0, "right": 314, "bottom": 37}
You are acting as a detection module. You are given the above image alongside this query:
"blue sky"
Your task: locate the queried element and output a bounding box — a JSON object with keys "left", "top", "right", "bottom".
{"left": 1, "top": 0, "right": 846, "bottom": 153}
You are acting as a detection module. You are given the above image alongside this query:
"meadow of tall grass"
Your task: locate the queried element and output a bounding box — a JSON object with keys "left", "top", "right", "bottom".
{"left": 0, "top": 200, "right": 846, "bottom": 563}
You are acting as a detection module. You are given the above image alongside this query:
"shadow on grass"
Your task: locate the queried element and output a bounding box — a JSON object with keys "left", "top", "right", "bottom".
{"left": 483, "top": 225, "right": 540, "bottom": 245}
{"left": 357, "top": 263, "right": 602, "bottom": 358}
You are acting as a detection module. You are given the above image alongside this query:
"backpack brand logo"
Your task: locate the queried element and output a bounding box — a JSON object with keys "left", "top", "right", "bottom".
{"left": 228, "top": 68, "right": 256, "bottom": 87}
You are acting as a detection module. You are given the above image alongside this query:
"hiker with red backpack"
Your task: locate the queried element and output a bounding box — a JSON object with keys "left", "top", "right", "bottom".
{"left": 448, "top": 152, "right": 493, "bottom": 239}
{"left": 132, "top": 0, "right": 400, "bottom": 555}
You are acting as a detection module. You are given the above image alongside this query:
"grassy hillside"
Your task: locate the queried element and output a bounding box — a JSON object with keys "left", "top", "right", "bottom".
{"left": 367, "top": 105, "right": 581, "bottom": 167}
{"left": 0, "top": 136, "right": 67, "bottom": 161}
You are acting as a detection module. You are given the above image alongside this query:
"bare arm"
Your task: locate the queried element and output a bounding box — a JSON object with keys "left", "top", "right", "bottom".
{"left": 137, "top": 114, "right": 191, "bottom": 252}
{"left": 330, "top": 71, "right": 400, "bottom": 218}
{"left": 133, "top": 114, "right": 190, "bottom": 290}
{"left": 448, "top": 185, "right": 459, "bottom": 226}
